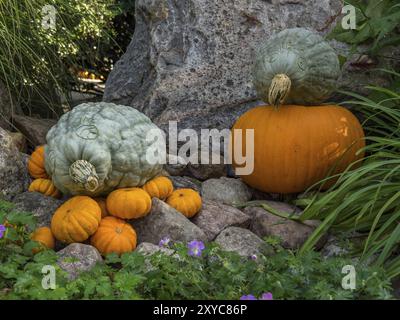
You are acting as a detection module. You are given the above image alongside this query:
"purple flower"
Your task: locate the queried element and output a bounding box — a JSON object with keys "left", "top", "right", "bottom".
{"left": 250, "top": 254, "right": 257, "bottom": 260}
{"left": 260, "top": 292, "right": 273, "bottom": 300}
{"left": 240, "top": 294, "right": 257, "bottom": 300}
{"left": 187, "top": 240, "right": 205, "bottom": 257}
{"left": 159, "top": 236, "right": 171, "bottom": 247}
{"left": 0, "top": 224, "right": 6, "bottom": 239}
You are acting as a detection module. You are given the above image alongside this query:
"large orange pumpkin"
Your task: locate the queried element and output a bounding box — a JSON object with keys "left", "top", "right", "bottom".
{"left": 91, "top": 216, "right": 137, "bottom": 256}
{"left": 230, "top": 105, "right": 365, "bottom": 194}
{"left": 28, "top": 145, "right": 49, "bottom": 179}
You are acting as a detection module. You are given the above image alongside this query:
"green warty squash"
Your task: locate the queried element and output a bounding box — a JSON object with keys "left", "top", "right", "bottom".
{"left": 45, "top": 102, "right": 164, "bottom": 196}
{"left": 253, "top": 28, "right": 340, "bottom": 107}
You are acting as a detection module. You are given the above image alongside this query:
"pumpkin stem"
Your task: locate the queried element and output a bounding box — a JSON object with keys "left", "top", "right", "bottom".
{"left": 69, "top": 160, "right": 99, "bottom": 192}
{"left": 268, "top": 74, "right": 291, "bottom": 108}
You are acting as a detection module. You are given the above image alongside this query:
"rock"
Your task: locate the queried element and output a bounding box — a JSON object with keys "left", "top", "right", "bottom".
{"left": 244, "top": 201, "right": 301, "bottom": 217}
{"left": 201, "top": 177, "right": 252, "bottom": 205}
{"left": 170, "top": 176, "right": 202, "bottom": 193}
{"left": 135, "top": 242, "right": 179, "bottom": 272}
{"left": 248, "top": 187, "right": 281, "bottom": 201}
{"left": 191, "top": 200, "right": 251, "bottom": 241}
{"left": 320, "top": 235, "right": 349, "bottom": 258}
{"left": 187, "top": 151, "right": 227, "bottom": 181}
{"left": 322, "top": 243, "right": 348, "bottom": 258}
{"left": 130, "top": 198, "right": 207, "bottom": 244}
{"left": 136, "top": 242, "right": 175, "bottom": 257}
{"left": 19, "top": 153, "right": 33, "bottom": 186}
{"left": 214, "top": 226, "right": 272, "bottom": 258}
{"left": 164, "top": 154, "right": 188, "bottom": 176}
{"left": 12, "top": 192, "right": 64, "bottom": 229}
{"left": 103, "top": 0, "right": 346, "bottom": 135}
{"left": 0, "top": 127, "right": 30, "bottom": 200}
{"left": 57, "top": 243, "right": 102, "bottom": 280}
{"left": 244, "top": 203, "right": 324, "bottom": 249}
{"left": 7, "top": 131, "right": 27, "bottom": 152}
{"left": 13, "top": 115, "right": 56, "bottom": 147}
{"left": 19, "top": 152, "right": 30, "bottom": 168}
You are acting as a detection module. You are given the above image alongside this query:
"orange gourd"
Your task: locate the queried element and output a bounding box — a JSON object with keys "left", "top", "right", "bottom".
{"left": 51, "top": 196, "right": 101, "bottom": 243}
{"left": 142, "top": 176, "right": 174, "bottom": 200}
{"left": 230, "top": 105, "right": 365, "bottom": 194}
{"left": 28, "top": 145, "right": 49, "bottom": 179}
{"left": 106, "top": 187, "right": 152, "bottom": 220}
{"left": 91, "top": 216, "right": 137, "bottom": 256}
{"left": 31, "top": 227, "right": 55, "bottom": 253}
{"left": 28, "top": 178, "right": 61, "bottom": 198}
{"left": 94, "top": 198, "right": 109, "bottom": 218}
{"left": 166, "top": 188, "right": 202, "bottom": 218}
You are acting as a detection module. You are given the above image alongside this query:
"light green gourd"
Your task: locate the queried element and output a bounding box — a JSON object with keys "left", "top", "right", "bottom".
{"left": 253, "top": 28, "right": 340, "bottom": 107}
{"left": 45, "top": 102, "right": 164, "bottom": 196}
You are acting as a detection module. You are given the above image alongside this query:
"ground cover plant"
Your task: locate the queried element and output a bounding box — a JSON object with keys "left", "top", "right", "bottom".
{"left": 0, "top": 201, "right": 394, "bottom": 300}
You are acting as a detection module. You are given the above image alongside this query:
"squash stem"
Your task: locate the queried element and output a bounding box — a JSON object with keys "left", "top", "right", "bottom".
{"left": 268, "top": 74, "right": 291, "bottom": 108}
{"left": 69, "top": 160, "right": 99, "bottom": 192}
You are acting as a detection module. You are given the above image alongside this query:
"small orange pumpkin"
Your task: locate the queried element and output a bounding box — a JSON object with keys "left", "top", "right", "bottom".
{"left": 28, "top": 178, "right": 61, "bottom": 198}
{"left": 51, "top": 196, "right": 101, "bottom": 243}
{"left": 28, "top": 145, "right": 49, "bottom": 179}
{"left": 94, "top": 197, "right": 109, "bottom": 218}
{"left": 166, "top": 188, "right": 202, "bottom": 218}
{"left": 31, "top": 227, "right": 55, "bottom": 253}
{"left": 142, "top": 176, "right": 174, "bottom": 200}
{"left": 91, "top": 216, "right": 137, "bottom": 256}
{"left": 106, "top": 187, "right": 152, "bottom": 220}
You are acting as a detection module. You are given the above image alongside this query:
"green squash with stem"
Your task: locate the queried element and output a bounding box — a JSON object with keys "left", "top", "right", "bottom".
{"left": 45, "top": 102, "right": 164, "bottom": 196}
{"left": 253, "top": 28, "right": 340, "bottom": 107}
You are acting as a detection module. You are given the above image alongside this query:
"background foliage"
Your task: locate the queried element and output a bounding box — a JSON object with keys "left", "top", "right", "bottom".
{"left": 328, "top": 0, "right": 400, "bottom": 56}
{"left": 0, "top": 0, "right": 135, "bottom": 122}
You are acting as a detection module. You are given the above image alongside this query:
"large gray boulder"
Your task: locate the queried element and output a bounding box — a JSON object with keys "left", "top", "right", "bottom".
{"left": 131, "top": 198, "right": 207, "bottom": 244}
{"left": 0, "top": 127, "right": 30, "bottom": 200}
{"left": 103, "top": 0, "right": 360, "bottom": 134}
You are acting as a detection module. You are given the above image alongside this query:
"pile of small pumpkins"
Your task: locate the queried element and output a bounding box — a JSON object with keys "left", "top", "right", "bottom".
{"left": 28, "top": 145, "right": 202, "bottom": 256}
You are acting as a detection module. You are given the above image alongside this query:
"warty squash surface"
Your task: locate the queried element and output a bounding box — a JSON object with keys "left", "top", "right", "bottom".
{"left": 45, "top": 102, "right": 164, "bottom": 196}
